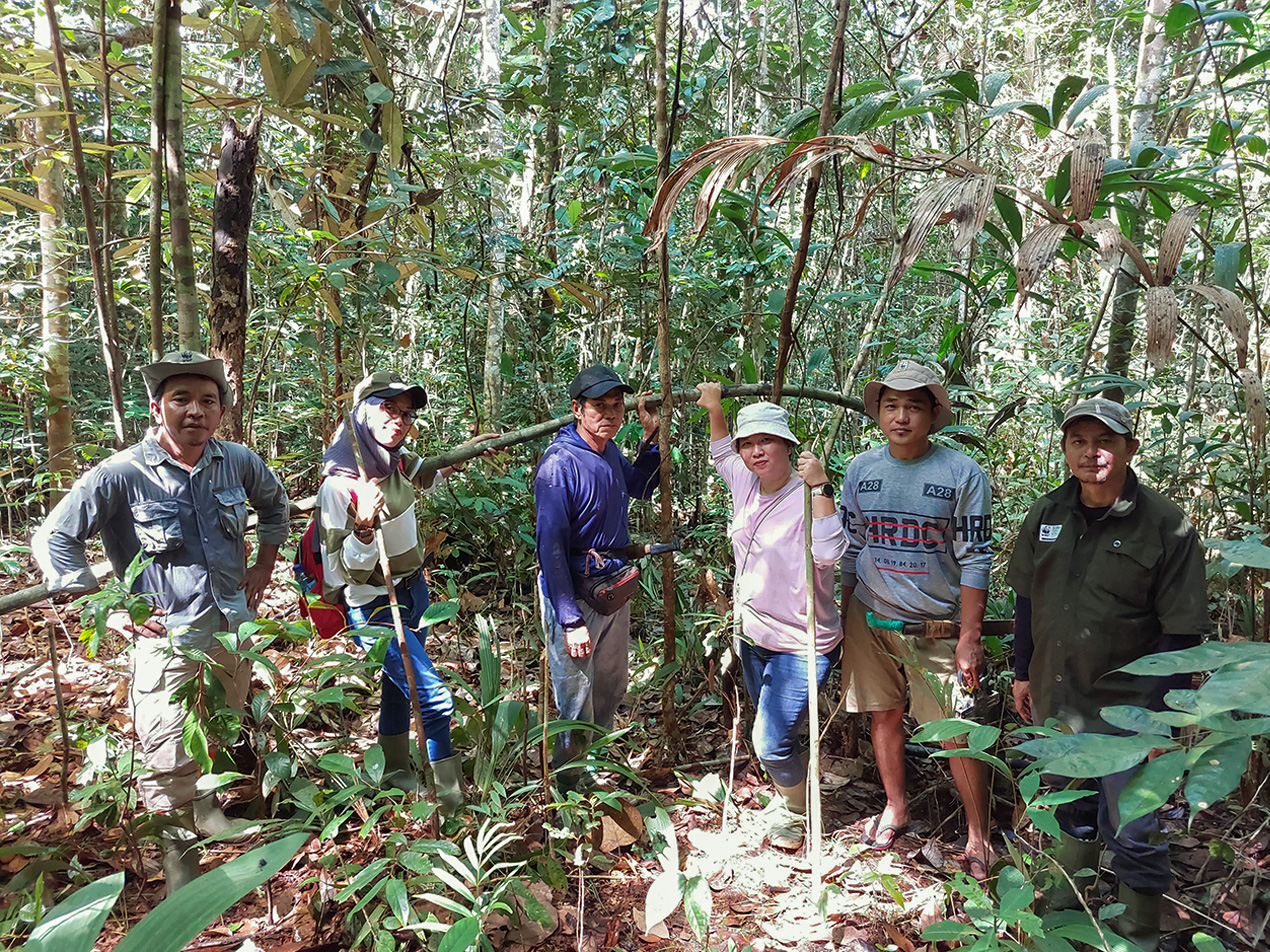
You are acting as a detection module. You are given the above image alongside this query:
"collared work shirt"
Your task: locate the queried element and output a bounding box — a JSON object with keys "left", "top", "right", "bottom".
{"left": 1005, "top": 469, "right": 1208, "bottom": 734}
{"left": 34, "top": 431, "right": 290, "bottom": 647}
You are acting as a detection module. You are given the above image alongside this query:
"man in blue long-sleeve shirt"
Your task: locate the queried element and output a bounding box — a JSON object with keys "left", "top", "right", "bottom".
{"left": 534, "top": 364, "right": 660, "bottom": 789}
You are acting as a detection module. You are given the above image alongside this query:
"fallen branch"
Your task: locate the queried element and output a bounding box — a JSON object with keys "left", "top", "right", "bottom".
{"left": 412, "top": 383, "right": 866, "bottom": 474}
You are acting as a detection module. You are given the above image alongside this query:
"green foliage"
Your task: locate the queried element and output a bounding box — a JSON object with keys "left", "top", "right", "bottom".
{"left": 71, "top": 553, "right": 154, "bottom": 658}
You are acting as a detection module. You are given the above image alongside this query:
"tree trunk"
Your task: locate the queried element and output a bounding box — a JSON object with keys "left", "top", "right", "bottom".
{"left": 34, "top": 8, "right": 72, "bottom": 501}
{"left": 768, "top": 0, "right": 849, "bottom": 405}
{"left": 481, "top": 0, "right": 506, "bottom": 425}
{"left": 44, "top": 0, "right": 126, "bottom": 449}
{"left": 208, "top": 115, "right": 261, "bottom": 441}
{"left": 1105, "top": 0, "right": 1170, "bottom": 401}
{"left": 147, "top": 0, "right": 168, "bottom": 360}
{"left": 162, "top": 0, "right": 199, "bottom": 350}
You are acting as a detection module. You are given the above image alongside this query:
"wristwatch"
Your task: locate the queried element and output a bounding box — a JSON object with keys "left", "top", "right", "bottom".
{"left": 811, "top": 483, "right": 833, "bottom": 499}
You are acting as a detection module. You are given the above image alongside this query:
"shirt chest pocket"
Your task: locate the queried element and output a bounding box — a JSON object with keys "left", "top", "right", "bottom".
{"left": 214, "top": 487, "right": 249, "bottom": 539}
{"left": 131, "top": 501, "right": 182, "bottom": 554}
{"left": 1097, "top": 537, "right": 1162, "bottom": 610}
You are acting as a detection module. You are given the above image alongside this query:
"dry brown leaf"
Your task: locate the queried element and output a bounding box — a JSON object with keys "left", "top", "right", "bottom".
{"left": 1155, "top": 203, "right": 1201, "bottom": 285}
{"left": 883, "top": 178, "right": 964, "bottom": 293}
{"left": 1014, "top": 221, "right": 1070, "bottom": 312}
{"left": 1076, "top": 218, "right": 1124, "bottom": 272}
{"left": 1145, "top": 286, "right": 1179, "bottom": 368}
{"left": 949, "top": 174, "right": 997, "bottom": 255}
{"left": 1186, "top": 284, "right": 1249, "bottom": 368}
{"left": 644, "top": 137, "right": 782, "bottom": 249}
{"left": 692, "top": 136, "right": 783, "bottom": 237}
{"left": 1238, "top": 368, "right": 1267, "bottom": 445}
{"left": 1068, "top": 128, "right": 1107, "bottom": 222}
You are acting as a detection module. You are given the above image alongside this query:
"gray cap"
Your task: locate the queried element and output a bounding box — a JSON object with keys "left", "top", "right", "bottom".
{"left": 1061, "top": 397, "right": 1134, "bottom": 437}
{"left": 733, "top": 402, "right": 798, "bottom": 450}
{"left": 140, "top": 350, "right": 233, "bottom": 406}
{"left": 862, "top": 359, "right": 954, "bottom": 432}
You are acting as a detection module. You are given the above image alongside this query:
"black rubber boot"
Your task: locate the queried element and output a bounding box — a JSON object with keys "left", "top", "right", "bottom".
{"left": 430, "top": 755, "right": 466, "bottom": 813}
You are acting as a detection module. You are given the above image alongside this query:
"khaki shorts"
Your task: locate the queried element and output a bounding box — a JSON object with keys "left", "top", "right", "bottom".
{"left": 841, "top": 594, "right": 959, "bottom": 724}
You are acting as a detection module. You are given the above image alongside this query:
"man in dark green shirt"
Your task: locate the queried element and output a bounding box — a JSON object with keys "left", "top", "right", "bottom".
{"left": 1007, "top": 398, "right": 1208, "bottom": 951}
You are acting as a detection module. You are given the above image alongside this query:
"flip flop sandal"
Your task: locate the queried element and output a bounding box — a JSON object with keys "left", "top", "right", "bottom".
{"left": 862, "top": 815, "right": 910, "bottom": 850}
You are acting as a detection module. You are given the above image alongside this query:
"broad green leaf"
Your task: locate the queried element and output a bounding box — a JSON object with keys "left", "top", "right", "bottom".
{"left": 365, "top": 82, "right": 393, "bottom": 104}
{"left": 1194, "top": 660, "right": 1270, "bottom": 715}
{"left": 682, "top": 875, "right": 712, "bottom": 940}
{"left": 21, "top": 871, "right": 124, "bottom": 952}
{"left": 384, "top": 877, "right": 410, "bottom": 926}
{"left": 1118, "top": 641, "right": 1269, "bottom": 676}
{"left": 910, "top": 717, "right": 978, "bottom": 744}
{"left": 1100, "top": 705, "right": 1174, "bottom": 735}
{"left": 1165, "top": 0, "right": 1199, "bottom": 36}
{"left": 644, "top": 868, "right": 683, "bottom": 932}
{"left": 640, "top": 803, "right": 678, "bottom": 872}
{"left": 363, "top": 743, "right": 385, "bottom": 786}
{"left": 1226, "top": 47, "right": 1270, "bottom": 82}
{"left": 1050, "top": 75, "right": 1087, "bottom": 127}
{"left": 1185, "top": 736, "right": 1252, "bottom": 816}
{"left": 1214, "top": 242, "right": 1244, "bottom": 290}
{"left": 372, "top": 260, "right": 400, "bottom": 287}
{"left": 993, "top": 191, "right": 1023, "bottom": 244}
{"left": 981, "top": 71, "right": 1011, "bottom": 105}
{"left": 437, "top": 915, "right": 480, "bottom": 952}
{"left": 1210, "top": 539, "right": 1270, "bottom": 569}
{"left": 182, "top": 710, "right": 212, "bottom": 773}
{"left": 114, "top": 834, "right": 308, "bottom": 952}
{"left": 318, "top": 753, "right": 359, "bottom": 776}
{"left": 566, "top": 199, "right": 582, "bottom": 225}
{"left": 1016, "top": 732, "right": 1166, "bottom": 777}
{"left": 1065, "top": 84, "right": 1108, "bottom": 127}
{"left": 1116, "top": 749, "right": 1188, "bottom": 832}
{"left": 360, "top": 129, "right": 384, "bottom": 154}
{"left": 1193, "top": 931, "right": 1232, "bottom": 952}
{"left": 421, "top": 600, "right": 460, "bottom": 625}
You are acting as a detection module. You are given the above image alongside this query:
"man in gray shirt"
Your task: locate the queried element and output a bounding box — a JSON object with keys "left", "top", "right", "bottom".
{"left": 34, "top": 351, "right": 288, "bottom": 894}
{"left": 839, "top": 360, "right": 994, "bottom": 878}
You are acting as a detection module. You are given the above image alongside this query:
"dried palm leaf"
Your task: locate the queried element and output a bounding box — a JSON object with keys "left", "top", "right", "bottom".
{"left": 1238, "top": 367, "right": 1267, "bottom": 445}
{"left": 882, "top": 178, "right": 964, "bottom": 294}
{"left": 949, "top": 174, "right": 997, "bottom": 255}
{"left": 1185, "top": 284, "right": 1249, "bottom": 368}
{"left": 1144, "top": 286, "right": 1179, "bottom": 368}
{"left": 643, "top": 136, "right": 783, "bottom": 248}
{"left": 1014, "top": 221, "right": 1070, "bottom": 312}
{"left": 1076, "top": 218, "right": 1125, "bottom": 272}
{"left": 1155, "top": 203, "right": 1201, "bottom": 285}
{"left": 1068, "top": 128, "right": 1107, "bottom": 222}
{"left": 692, "top": 136, "right": 785, "bottom": 238}
{"left": 761, "top": 136, "right": 876, "bottom": 206}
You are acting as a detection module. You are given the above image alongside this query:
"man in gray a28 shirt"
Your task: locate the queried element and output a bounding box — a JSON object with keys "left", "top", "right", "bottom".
{"left": 34, "top": 351, "right": 288, "bottom": 894}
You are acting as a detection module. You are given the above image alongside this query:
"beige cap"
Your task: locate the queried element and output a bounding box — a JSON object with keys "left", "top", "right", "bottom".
{"left": 140, "top": 350, "right": 233, "bottom": 406}
{"left": 733, "top": 402, "right": 798, "bottom": 450}
{"left": 862, "top": 359, "right": 953, "bottom": 432}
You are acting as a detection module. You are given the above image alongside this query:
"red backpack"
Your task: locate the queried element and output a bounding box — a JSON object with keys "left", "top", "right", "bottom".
{"left": 293, "top": 515, "right": 348, "bottom": 639}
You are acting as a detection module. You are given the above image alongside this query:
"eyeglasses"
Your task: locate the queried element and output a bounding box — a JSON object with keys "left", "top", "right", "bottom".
{"left": 380, "top": 402, "right": 415, "bottom": 423}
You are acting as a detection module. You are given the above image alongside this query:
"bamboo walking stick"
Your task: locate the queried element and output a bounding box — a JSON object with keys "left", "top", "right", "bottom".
{"left": 803, "top": 475, "right": 822, "bottom": 887}
{"left": 340, "top": 406, "right": 436, "bottom": 806}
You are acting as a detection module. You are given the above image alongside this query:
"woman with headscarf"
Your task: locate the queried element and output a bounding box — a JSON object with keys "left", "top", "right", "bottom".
{"left": 696, "top": 382, "right": 847, "bottom": 850}
{"left": 318, "top": 370, "right": 495, "bottom": 809}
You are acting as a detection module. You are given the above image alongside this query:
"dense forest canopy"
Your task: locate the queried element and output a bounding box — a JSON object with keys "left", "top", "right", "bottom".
{"left": 2, "top": 0, "right": 1270, "bottom": 945}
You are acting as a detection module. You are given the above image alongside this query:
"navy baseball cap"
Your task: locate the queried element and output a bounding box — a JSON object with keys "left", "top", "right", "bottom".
{"left": 569, "top": 364, "right": 634, "bottom": 401}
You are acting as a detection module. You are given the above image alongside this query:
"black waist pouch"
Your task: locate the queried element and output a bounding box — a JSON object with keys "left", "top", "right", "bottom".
{"left": 575, "top": 564, "right": 641, "bottom": 615}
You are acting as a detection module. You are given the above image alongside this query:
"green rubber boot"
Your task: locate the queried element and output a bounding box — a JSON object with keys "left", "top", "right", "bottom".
{"left": 1039, "top": 832, "right": 1099, "bottom": 912}
{"left": 430, "top": 755, "right": 466, "bottom": 813}
{"left": 192, "top": 794, "right": 259, "bottom": 842}
{"left": 379, "top": 732, "right": 421, "bottom": 793}
{"left": 160, "top": 814, "right": 202, "bottom": 897}
{"left": 767, "top": 779, "right": 807, "bottom": 851}
{"left": 1114, "top": 884, "right": 1162, "bottom": 952}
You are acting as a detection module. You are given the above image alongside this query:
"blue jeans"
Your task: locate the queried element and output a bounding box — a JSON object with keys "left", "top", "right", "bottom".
{"left": 348, "top": 572, "right": 454, "bottom": 762}
{"left": 740, "top": 640, "right": 841, "bottom": 788}
{"left": 1054, "top": 766, "right": 1171, "bottom": 894}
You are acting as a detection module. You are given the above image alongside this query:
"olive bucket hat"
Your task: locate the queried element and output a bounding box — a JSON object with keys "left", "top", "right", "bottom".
{"left": 862, "top": 359, "right": 954, "bottom": 432}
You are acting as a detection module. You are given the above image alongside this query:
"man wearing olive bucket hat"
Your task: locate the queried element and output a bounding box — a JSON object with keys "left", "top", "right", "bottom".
{"left": 838, "top": 360, "right": 996, "bottom": 879}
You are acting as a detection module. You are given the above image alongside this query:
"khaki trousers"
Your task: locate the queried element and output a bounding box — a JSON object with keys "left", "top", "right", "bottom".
{"left": 130, "top": 637, "right": 250, "bottom": 812}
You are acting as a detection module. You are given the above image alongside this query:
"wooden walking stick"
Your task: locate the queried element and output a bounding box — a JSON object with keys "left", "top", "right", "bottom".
{"left": 533, "top": 577, "right": 553, "bottom": 804}
{"left": 804, "top": 456, "right": 823, "bottom": 888}
{"left": 340, "top": 405, "right": 437, "bottom": 807}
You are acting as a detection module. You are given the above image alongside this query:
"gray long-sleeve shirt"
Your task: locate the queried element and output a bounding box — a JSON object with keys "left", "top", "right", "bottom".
{"left": 33, "top": 431, "right": 289, "bottom": 647}
{"left": 839, "top": 442, "right": 993, "bottom": 622}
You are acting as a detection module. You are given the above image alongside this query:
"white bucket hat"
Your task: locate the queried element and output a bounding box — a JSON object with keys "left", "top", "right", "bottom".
{"left": 733, "top": 402, "right": 798, "bottom": 451}
{"left": 862, "top": 359, "right": 953, "bottom": 432}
